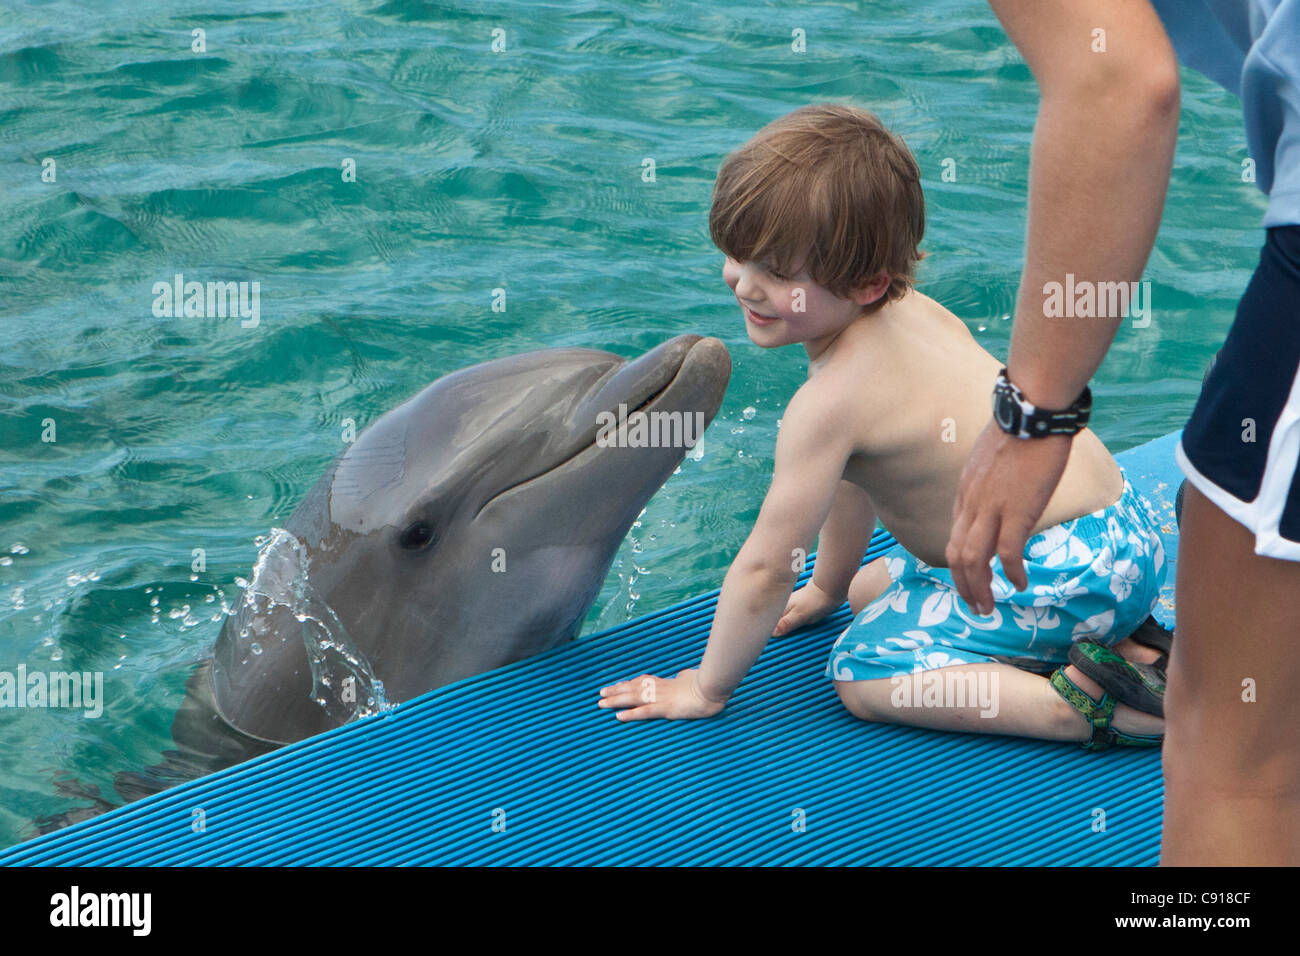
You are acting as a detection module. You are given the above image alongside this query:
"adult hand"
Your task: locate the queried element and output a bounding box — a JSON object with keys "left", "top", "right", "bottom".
{"left": 945, "top": 418, "right": 1072, "bottom": 615}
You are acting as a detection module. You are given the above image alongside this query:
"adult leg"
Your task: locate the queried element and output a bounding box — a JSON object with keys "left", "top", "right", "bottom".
{"left": 1161, "top": 481, "right": 1300, "bottom": 865}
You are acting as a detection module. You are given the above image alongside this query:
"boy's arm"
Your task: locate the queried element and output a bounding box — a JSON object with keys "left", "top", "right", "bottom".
{"left": 809, "top": 480, "right": 877, "bottom": 603}
{"left": 695, "top": 387, "right": 853, "bottom": 703}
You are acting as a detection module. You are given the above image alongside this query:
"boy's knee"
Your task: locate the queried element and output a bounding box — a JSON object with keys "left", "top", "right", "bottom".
{"left": 847, "top": 559, "right": 892, "bottom": 615}
{"left": 834, "top": 678, "right": 894, "bottom": 723}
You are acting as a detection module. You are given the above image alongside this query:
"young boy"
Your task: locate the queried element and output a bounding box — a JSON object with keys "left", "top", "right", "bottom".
{"left": 598, "top": 103, "right": 1171, "bottom": 748}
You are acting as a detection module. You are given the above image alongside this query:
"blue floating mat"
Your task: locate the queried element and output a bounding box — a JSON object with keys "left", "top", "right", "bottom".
{"left": 1, "top": 432, "right": 1184, "bottom": 866}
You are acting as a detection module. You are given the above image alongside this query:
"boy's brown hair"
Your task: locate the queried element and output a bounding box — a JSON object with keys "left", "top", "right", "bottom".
{"left": 708, "top": 102, "right": 925, "bottom": 310}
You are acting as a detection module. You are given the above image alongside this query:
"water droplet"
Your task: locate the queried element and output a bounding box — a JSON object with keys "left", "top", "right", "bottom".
{"left": 251, "top": 642, "right": 263, "bottom": 655}
{"left": 0, "top": 557, "right": 10, "bottom": 566}
{"left": 11, "top": 544, "right": 28, "bottom": 555}
{"left": 742, "top": 406, "right": 756, "bottom": 420}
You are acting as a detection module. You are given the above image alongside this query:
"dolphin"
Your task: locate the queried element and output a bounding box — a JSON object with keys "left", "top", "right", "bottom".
{"left": 49, "top": 333, "right": 731, "bottom": 820}
{"left": 209, "top": 331, "right": 730, "bottom": 744}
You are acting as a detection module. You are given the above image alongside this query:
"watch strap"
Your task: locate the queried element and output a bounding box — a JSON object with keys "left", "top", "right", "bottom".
{"left": 993, "top": 368, "right": 1091, "bottom": 439}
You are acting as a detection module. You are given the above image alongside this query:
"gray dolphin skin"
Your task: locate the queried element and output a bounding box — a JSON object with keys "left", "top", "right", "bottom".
{"left": 210, "top": 332, "right": 730, "bottom": 743}
{"left": 81, "top": 333, "right": 731, "bottom": 813}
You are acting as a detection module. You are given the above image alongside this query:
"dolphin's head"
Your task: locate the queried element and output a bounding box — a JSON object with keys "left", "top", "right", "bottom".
{"left": 211, "top": 334, "right": 730, "bottom": 744}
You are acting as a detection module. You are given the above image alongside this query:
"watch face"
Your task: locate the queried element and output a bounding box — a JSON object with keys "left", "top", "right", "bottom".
{"left": 994, "top": 387, "right": 1018, "bottom": 431}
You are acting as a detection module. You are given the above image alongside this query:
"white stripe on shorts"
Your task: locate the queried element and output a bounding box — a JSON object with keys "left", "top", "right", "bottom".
{"left": 1175, "top": 357, "right": 1300, "bottom": 561}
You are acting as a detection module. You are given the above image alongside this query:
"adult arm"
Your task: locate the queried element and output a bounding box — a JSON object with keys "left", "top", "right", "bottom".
{"left": 947, "top": 0, "right": 1180, "bottom": 614}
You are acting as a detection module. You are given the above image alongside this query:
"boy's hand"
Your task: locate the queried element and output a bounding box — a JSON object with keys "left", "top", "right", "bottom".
{"left": 597, "top": 668, "right": 726, "bottom": 721}
{"left": 773, "top": 580, "right": 841, "bottom": 636}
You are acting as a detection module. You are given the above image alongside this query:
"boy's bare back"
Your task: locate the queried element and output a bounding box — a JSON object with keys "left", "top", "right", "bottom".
{"left": 796, "top": 289, "right": 1124, "bottom": 567}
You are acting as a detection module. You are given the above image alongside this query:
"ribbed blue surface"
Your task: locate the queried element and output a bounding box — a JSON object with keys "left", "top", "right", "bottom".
{"left": 1, "top": 432, "right": 1184, "bottom": 865}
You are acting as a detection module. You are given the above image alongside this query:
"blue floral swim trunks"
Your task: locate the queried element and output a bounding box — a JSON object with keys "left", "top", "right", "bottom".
{"left": 826, "top": 473, "right": 1167, "bottom": 682}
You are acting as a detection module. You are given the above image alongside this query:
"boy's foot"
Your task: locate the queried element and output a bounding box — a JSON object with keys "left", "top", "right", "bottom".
{"left": 1068, "top": 641, "right": 1166, "bottom": 716}
{"left": 1050, "top": 664, "right": 1164, "bottom": 749}
{"left": 1112, "top": 633, "right": 1164, "bottom": 666}
{"left": 1121, "top": 614, "right": 1173, "bottom": 672}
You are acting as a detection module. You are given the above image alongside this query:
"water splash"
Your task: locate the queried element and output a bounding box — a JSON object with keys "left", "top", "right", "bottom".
{"left": 230, "top": 528, "right": 391, "bottom": 726}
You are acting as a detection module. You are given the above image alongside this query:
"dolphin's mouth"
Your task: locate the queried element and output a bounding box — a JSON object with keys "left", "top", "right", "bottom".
{"left": 473, "top": 335, "right": 727, "bottom": 518}
{"left": 621, "top": 369, "right": 674, "bottom": 418}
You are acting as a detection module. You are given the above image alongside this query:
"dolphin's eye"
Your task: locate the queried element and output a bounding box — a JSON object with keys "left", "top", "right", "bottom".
{"left": 399, "top": 521, "right": 436, "bottom": 550}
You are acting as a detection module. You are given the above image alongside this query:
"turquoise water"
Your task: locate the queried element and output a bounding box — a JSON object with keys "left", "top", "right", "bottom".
{"left": 0, "top": 0, "right": 1267, "bottom": 848}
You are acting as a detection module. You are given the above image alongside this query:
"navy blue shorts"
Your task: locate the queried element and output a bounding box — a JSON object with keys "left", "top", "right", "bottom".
{"left": 1176, "top": 225, "right": 1300, "bottom": 561}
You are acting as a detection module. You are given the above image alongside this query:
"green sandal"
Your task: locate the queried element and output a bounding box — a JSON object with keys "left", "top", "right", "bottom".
{"left": 1049, "top": 666, "right": 1164, "bottom": 751}
{"left": 1068, "top": 640, "right": 1166, "bottom": 716}
{"left": 1125, "top": 614, "right": 1173, "bottom": 674}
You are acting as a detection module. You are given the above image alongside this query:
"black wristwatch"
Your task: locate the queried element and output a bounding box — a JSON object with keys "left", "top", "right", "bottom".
{"left": 992, "top": 368, "right": 1091, "bottom": 439}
